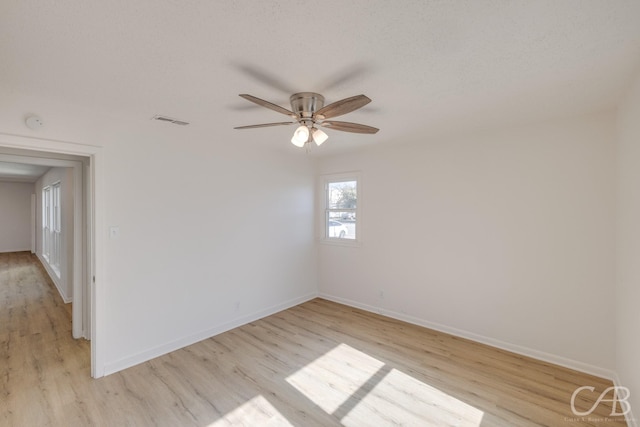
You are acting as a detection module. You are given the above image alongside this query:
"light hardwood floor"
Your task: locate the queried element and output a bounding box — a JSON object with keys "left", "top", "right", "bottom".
{"left": 0, "top": 251, "right": 627, "bottom": 426}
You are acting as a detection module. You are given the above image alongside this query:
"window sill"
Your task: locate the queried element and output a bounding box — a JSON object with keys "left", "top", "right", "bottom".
{"left": 319, "top": 237, "right": 361, "bottom": 248}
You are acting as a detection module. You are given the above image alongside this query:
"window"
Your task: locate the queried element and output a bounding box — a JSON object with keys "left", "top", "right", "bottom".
{"left": 42, "top": 186, "right": 51, "bottom": 260}
{"left": 42, "top": 182, "right": 61, "bottom": 277}
{"left": 322, "top": 174, "right": 359, "bottom": 243}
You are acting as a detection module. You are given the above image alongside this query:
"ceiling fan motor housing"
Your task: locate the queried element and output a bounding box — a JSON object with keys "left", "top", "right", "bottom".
{"left": 290, "top": 92, "right": 325, "bottom": 120}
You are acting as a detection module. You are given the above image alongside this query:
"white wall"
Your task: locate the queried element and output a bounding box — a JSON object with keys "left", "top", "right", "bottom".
{"left": 0, "top": 181, "right": 33, "bottom": 253}
{"left": 101, "top": 135, "right": 317, "bottom": 373}
{"left": 35, "top": 167, "right": 75, "bottom": 302}
{"left": 317, "top": 111, "right": 617, "bottom": 375}
{"left": 616, "top": 69, "right": 640, "bottom": 424}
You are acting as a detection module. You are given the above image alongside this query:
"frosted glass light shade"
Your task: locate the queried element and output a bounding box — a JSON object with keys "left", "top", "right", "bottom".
{"left": 312, "top": 128, "right": 328, "bottom": 146}
{"left": 291, "top": 125, "right": 309, "bottom": 147}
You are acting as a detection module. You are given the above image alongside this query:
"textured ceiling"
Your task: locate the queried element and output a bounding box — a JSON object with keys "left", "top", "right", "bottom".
{"left": 1, "top": 0, "right": 640, "bottom": 155}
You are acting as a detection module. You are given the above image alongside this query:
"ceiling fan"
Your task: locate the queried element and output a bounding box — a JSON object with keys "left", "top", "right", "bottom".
{"left": 234, "top": 92, "right": 379, "bottom": 148}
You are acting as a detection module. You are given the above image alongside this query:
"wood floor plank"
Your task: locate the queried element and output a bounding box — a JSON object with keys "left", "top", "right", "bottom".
{"left": 0, "top": 251, "right": 627, "bottom": 426}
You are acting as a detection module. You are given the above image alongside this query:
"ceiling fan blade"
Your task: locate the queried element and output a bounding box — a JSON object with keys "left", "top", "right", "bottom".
{"left": 233, "top": 63, "right": 296, "bottom": 94}
{"left": 317, "top": 63, "right": 371, "bottom": 92}
{"left": 315, "top": 95, "right": 371, "bottom": 119}
{"left": 234, "top": 122, "right": 296, "bottom": 130}
{"left": 239, "top": 94, "right": 295, "bottom": 117}
{"left": 320, "top": 121, "right": 379, "bottom": 134}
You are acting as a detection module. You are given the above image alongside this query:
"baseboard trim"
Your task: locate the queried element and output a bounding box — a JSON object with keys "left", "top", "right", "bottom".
{"left": 103, "top": 292, "right": 318, "bottom": 376}
{"left": 36, "top": 253, "right": 72, "bottom": 304}
{"left": 318, "top": 293, "right": 618, "bottom": 382}
{"left": 0, "top": 248, "right": 31, "bottom": 254}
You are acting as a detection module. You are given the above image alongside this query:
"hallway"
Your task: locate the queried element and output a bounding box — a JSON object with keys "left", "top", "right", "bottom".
{"left": 0, "top": 251, "right": 90, "bottom": 425}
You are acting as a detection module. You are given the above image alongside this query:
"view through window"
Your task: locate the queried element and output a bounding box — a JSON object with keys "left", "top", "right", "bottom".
{"left": 326, "top": 179, "right": 357, "bottom": 240}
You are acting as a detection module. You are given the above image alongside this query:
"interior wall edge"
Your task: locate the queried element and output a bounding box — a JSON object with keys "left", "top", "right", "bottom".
{"left": 611, "top": 371, "right": 639, "bottom": 427}
{"left": 317, "top": 292, "right": 618, "bottom": 382}
{"left": 102, "top": 291, "right": 318, "bottom": 376}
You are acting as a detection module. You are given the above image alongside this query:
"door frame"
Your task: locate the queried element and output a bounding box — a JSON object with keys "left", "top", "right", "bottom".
{"left": 0, "top": 132, "right": 105, "bottom": 378}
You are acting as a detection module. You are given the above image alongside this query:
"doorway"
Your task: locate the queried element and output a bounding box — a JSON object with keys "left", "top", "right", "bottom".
{"left": 0, "top": 134, "right": 103, "bottom": 377}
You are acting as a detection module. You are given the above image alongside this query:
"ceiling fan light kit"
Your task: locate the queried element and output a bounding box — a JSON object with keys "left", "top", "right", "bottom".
{"left": 291, "top": 125, "right": 309, "bottom": 147}
{"left": 235, "top": 92, "right": 378, "bottom": 148}
{"left": 312, "top": 128, "right": 328, "bottom": 146}
{"left": 291, "top": 125, "right": 329, "bottom": 147}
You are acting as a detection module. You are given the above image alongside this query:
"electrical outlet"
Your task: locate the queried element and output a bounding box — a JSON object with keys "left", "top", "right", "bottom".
{"left": 234, "top": 301, "right": 240, "bottom": 312}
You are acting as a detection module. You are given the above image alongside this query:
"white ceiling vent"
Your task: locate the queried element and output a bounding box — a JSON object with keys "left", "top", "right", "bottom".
{"left": 151, "top": 115, "right": 190, "bottom": 126}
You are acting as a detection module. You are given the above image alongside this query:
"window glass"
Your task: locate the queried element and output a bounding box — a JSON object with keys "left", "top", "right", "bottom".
{"left": 325, "top": 179, "right": 357, "bottom": 241}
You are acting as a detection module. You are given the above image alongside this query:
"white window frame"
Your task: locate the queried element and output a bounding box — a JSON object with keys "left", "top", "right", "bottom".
{"left": 42, "top": 181, "right": 62, "bottom": 277}
{"left": 319, "top": 172, "right": 361, "bottom": 246}
{"left": 42, "top": 185, "right": 51, "bottom": 261}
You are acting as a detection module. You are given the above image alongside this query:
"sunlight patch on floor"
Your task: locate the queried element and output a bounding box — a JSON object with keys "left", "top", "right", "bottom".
{"left": 286, "top": 343, "right": 385, "bottom": 413}
{"left": 208, "top": 395, "right": 293, "bottom": 427}
{"left": 342, "top": 367, "right": 484, "bottom": 426}
{"left": 286, "top": 343, "right": 484, "bottom": 426}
